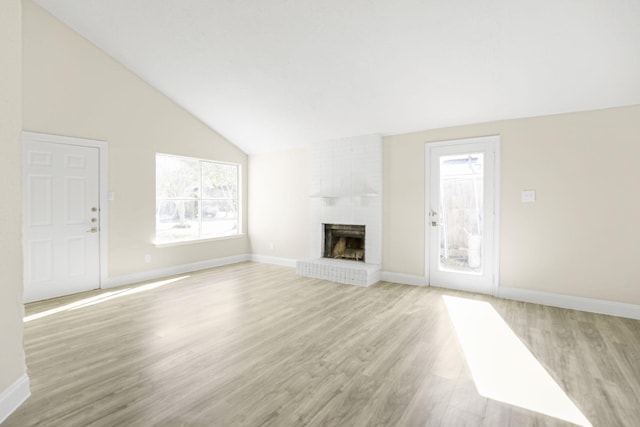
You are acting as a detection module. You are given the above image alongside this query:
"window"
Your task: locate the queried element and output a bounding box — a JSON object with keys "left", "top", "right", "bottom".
{"left": 156, "top": 154, "right": 240, "bottom": 243}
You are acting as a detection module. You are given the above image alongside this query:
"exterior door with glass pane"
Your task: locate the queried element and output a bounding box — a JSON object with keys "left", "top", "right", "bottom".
{"left": 427, "top": 136, "right": 499, "bottom": 295}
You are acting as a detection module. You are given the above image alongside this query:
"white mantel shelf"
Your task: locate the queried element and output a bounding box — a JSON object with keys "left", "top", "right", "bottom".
{"left": 309, "top": 192, "right": 379, "bottom": 199}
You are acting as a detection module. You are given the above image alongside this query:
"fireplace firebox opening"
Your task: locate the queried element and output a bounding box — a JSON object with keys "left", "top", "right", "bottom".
{"left": 323, "top": 224, "right": 365, "bottom": 262}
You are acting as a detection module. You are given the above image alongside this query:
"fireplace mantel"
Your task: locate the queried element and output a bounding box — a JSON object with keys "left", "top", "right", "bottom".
{"left": 309, "top": 192, "right": 378, "bottom": 199}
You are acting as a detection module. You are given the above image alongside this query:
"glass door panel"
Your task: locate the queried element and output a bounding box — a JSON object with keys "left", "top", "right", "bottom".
{"left": 438, "top": 153, "right": 484, "bottom": 274}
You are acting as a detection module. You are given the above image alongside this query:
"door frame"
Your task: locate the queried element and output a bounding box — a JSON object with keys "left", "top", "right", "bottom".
{"left": 424, "top": 135, "right": 500, "bottom": 296}
{"left": 22, "top": 131, "right": 109, "bottom": 289}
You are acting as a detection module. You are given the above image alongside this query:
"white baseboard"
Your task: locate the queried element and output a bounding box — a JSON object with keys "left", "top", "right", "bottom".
{"left": 380, "top": 272, "right": 640, "bottom": 320}
{"left": 0, "top": 374, "right": 30, "bottom": 424}
{"left": 498, "top": 286, "right": 640, "bottom": 320}
{"left": 102, "top": 254, "right": 251, "bottom": 289}
{"left": 380, "top": 271, "right": 428, "bottom": 286}
{"left": 250, "top": 254, "right": 297, "bottom": 268}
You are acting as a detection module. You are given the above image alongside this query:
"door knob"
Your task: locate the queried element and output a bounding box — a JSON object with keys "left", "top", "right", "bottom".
{"left": 86, "top": 227, "right": 99, "bottom": 233}
{"left": 430, "top": 210, "right": 439, "bottom": 226}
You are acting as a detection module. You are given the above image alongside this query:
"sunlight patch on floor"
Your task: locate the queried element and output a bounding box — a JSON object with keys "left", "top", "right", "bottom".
{"left": 443, "top": 295, "right": 591, "bottom": 427}
{"left": 24, "top": 276, "right": 189, "bottom": 322}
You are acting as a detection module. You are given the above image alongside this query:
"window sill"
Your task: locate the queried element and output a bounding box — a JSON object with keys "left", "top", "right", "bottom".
{"left": 154, "top": 233, "right": 246, "bottom": 248}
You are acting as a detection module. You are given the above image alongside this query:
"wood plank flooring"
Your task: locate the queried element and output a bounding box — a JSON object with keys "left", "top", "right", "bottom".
{"left": 4, "top": 262, "right": 640, "bottom": 426}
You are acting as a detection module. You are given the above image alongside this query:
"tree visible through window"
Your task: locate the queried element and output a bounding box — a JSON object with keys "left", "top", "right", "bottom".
{"left": 156, "top": 154, "right": 239, "bottom": 243}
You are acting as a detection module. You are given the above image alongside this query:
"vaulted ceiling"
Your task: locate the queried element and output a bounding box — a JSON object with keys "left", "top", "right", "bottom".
{"left": 33, "top": 0, "right": 640, "bottom": 154}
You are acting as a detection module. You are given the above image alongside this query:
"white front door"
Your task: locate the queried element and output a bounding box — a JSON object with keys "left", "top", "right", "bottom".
{"left": 23, "top": 140, "right": 101, "bottom": 302}
{"left": 427, "top": 136, "right": 499, "bottom": 295}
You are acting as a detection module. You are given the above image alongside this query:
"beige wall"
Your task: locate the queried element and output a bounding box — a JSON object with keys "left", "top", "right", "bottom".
{"left": 248, "top": 149, "right": 310, "bottom": 260}
{"left": 22, "top": 0, "right": 249, "bottom": 278}
{"left": 247, "top": 106, "right": 640, "bottom": 305}
{"left": 0, "top": 0, "right": 27, "bottom": 396}
{"left": 384, "top": 105, "right": 640, "bottom": 304}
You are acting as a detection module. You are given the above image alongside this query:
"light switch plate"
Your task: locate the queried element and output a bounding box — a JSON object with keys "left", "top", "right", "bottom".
{"left": 521, "top": 190, "right": 536, "bottom": 203}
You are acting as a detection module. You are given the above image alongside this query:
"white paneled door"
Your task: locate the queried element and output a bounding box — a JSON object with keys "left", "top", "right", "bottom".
{"left": 427, "top": 136, "right": 499, "bottom": 295}
{"left": 23, "top": 140, "right": 101, "bottom": 302}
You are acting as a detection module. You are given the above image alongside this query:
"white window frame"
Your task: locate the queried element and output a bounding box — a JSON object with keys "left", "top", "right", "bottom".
{"left": 155, "top": 153, "right": 241, "bottom": 244}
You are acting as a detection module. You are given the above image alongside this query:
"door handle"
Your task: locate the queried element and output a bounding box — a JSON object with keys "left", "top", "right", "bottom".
{"left": 86, "top": 227, "right": 99, "bottom": 233}
{"left": 430, "top": 210, "right": 439, "bottom": 226}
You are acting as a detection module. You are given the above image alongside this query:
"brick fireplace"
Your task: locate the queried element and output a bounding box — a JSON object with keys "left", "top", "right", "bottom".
{"left": 296, "top": 135, "right": 381, "bottom": 286}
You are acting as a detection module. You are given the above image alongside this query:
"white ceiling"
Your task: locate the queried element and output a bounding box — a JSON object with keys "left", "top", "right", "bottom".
{"left": 33, "top": 0, "right": 640, "bottom": 154}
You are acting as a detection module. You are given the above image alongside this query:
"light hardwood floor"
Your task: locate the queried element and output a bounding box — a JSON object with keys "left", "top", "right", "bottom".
{"left": 4, "top": 262, "right": 640, "bottom": 426}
